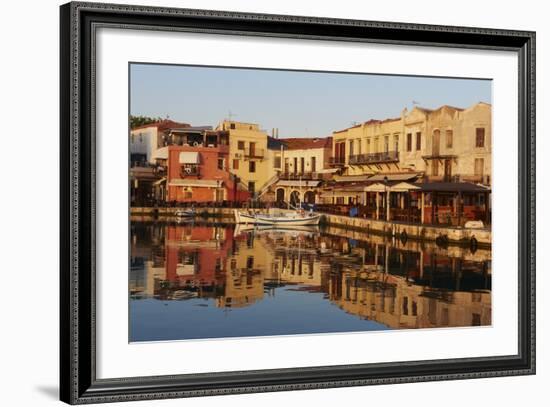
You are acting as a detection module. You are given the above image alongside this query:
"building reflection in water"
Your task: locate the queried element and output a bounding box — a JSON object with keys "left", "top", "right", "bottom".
{"left": 130, "top": 222, "right": 491, "bottom": 330}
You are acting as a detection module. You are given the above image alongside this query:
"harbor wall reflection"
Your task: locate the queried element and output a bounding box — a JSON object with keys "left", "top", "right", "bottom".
{"left": 129, "top": 222, "right": 491, "bottom": 329}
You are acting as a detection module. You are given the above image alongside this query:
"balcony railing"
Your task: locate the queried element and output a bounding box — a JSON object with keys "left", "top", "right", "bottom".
{"left": 349, "top": 151, "right": 399, "bottom": 165}
{"left": 243, "top": 148, "right": 264, "bottom": 159}
{"left": 329, "top": 157, "right": 346, "bottom": 166}
{"left": 279, "top": 172, "right": 321, "bottom": 180}
{"left": 180, "top": 165, "right": 200, "bottom": 177}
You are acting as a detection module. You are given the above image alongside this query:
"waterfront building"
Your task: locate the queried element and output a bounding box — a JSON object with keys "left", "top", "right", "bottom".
{"left": 270, "top": 137, "right": 334, "bottom": 205}
{"left": 217, "top": 120, "right": 271, "bottom": 199}
{"left": 165, "top": 133, "right": 250, "bottom": 203}
{"left": 130, "top": 119, "right": 190, "bottom": 165}
{"left": 319, "top": 102, "right": 492, "bottom": 225}
{"left": 329, "top": 102, "right": 492, "bottom": 185}
{"left": 130, "top": 120, "right": 190, "bottom": 205}
{"left": 259, "top": 136, "right": 287, "bottom": 202}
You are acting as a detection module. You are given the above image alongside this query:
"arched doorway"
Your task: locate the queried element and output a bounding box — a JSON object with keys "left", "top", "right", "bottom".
{"left": 276, "top": 188, "right": 285, "bottom": 203}
{"left": 289, "top": 190, "right": 301, "bottom": 207}
{"left": 303, "top": 190, "right": 315, "bottom": 204}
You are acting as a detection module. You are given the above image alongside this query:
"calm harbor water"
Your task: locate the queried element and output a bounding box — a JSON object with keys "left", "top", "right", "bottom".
{"left": 130, "top": 221, "right": 491, "bottom": 342}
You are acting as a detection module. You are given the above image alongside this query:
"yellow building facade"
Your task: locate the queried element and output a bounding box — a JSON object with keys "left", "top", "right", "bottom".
{"left": 217, "top": 120, "right": 272, "bottom": 198}
{"left": 330, "top": 102, "right": 492, "bottom": 185}
{"left": 271, "top": 137, "right": 333, "bottom": 205}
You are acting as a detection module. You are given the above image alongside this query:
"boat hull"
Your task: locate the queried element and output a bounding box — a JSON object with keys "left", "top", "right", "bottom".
{"left": 234, "top": 210, "right": 320, "bottom": 226}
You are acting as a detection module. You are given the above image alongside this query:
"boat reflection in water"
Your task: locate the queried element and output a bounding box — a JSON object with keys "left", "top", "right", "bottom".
{"left": 130, "top": 222, "right": 491, "bottom": 341}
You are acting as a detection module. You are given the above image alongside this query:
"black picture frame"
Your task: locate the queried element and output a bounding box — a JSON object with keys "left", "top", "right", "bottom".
{"left": 60, "top": 1, "right": 536, "bottom": 404}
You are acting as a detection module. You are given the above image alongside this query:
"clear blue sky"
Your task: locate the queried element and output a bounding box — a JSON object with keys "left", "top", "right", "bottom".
{"left": 130, "top": 63, "right": 491, "bottom": 138}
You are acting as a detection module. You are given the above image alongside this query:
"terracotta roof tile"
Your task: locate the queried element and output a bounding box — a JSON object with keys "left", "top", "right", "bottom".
{"left": 279, "top": 137, "right": 332, "bottom": 150}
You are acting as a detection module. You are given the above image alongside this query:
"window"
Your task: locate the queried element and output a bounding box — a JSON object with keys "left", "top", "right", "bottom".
{"left": 311, "top": 156, "right": 316, "bottom": 173}
{"left": 237, "top": 140, "right": 245, "bottom": 150}
{"left": 384, "top": 136, "right": 389, "bottom": 153}
{"left": 300, "top": 157, "right": 305, "bottom": 173}
{"left": 416, "top": 132, "right": 422, "bottom": 150}
{"left": 217, "top": 158, "right": 224, "bottom": 170}
{"left": 476, "top": 128, "right": 485, "bottom": 147}
{"left": 406, "top": 133, "right": 412, "bottom": 152}
{"left": 248, "top": 181, "right": 255, "bottom": 194}
{"left": 366, "top": 138, "right": 371, "bottom": 154}
{"left": 394, "top": 135, "right": 399, "bottom": 152}
{"left": 446, "top": 129, "right": 453, "bottom": 148}
{"left": 356, "top": 139, "right": 362, "bottom": 154}
{"left": 474, "top": 158, "right": 484, "bottom": 177}
{"left": 349, "top": 140, "right": 354, "bottom": 156}
{"left": 274, "top": 156, "right": 281, "bottom": 169}
{"left": 246, "top": 256, "right": 254, "bottom": 269}
{"left": 230, "top": 123, "right": 236, "bottom": 130}
{"left": 249, "top": 161, "right": 256, "bottom": 173}
{"left": 233, "top": 159, "right": 239, "bottom": 170}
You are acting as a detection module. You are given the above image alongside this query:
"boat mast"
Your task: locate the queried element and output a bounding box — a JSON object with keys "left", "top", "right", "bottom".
{"left": 299, "top": 175, "right": 302, "bottom": 211}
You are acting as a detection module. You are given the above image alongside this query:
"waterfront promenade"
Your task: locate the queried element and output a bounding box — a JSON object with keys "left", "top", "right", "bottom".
{"left": 130, "top": 206, "right": 491, "bottom": 248}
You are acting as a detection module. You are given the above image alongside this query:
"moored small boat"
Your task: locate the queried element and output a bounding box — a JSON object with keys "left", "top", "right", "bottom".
{"left": 234, "top": 209, "right": 320, "bottom": 226}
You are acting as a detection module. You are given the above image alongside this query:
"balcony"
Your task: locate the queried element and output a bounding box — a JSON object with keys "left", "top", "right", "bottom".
{"left": 180, "top": 165, "right": 200, "bottom": 177}
{"left": 280, "top": 172, "right": 321, "bottom": 180}
{"left": 329, "top": 157, "right": 346, "bottom": 166}
{"left": 243, "top": 147, "right": 264, "bottom": 159}
{"left": 349, "top": 151, "right": 399, "bottom": 165}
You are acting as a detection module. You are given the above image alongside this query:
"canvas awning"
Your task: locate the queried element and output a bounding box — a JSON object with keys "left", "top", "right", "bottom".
{"left": 389, "top": 182, "right": 420, "bottom": 192}
{"left": 168, "top": 179, "right": 222, "bottom": 188}
{"left": 333, "top": 174, "right": 372, "bottom": 183}
{"left": 317, "top": 168, "right": 339, "bottom": 174}
{"left": 363, "top": 182, "right": 419, "bottom": 193}
{"left": 367, "top": 173, "right": 419, "bottom": 182}
{"left": 276, "top": 180, "right": 321, "bottom": 187}
{"left": 178, "top": 151, "right": 200, "bottom": 164}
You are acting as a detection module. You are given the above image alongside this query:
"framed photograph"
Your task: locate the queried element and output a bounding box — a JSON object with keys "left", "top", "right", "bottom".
{"left": 60, "top": 1, "right": 535, "bottom": 404}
